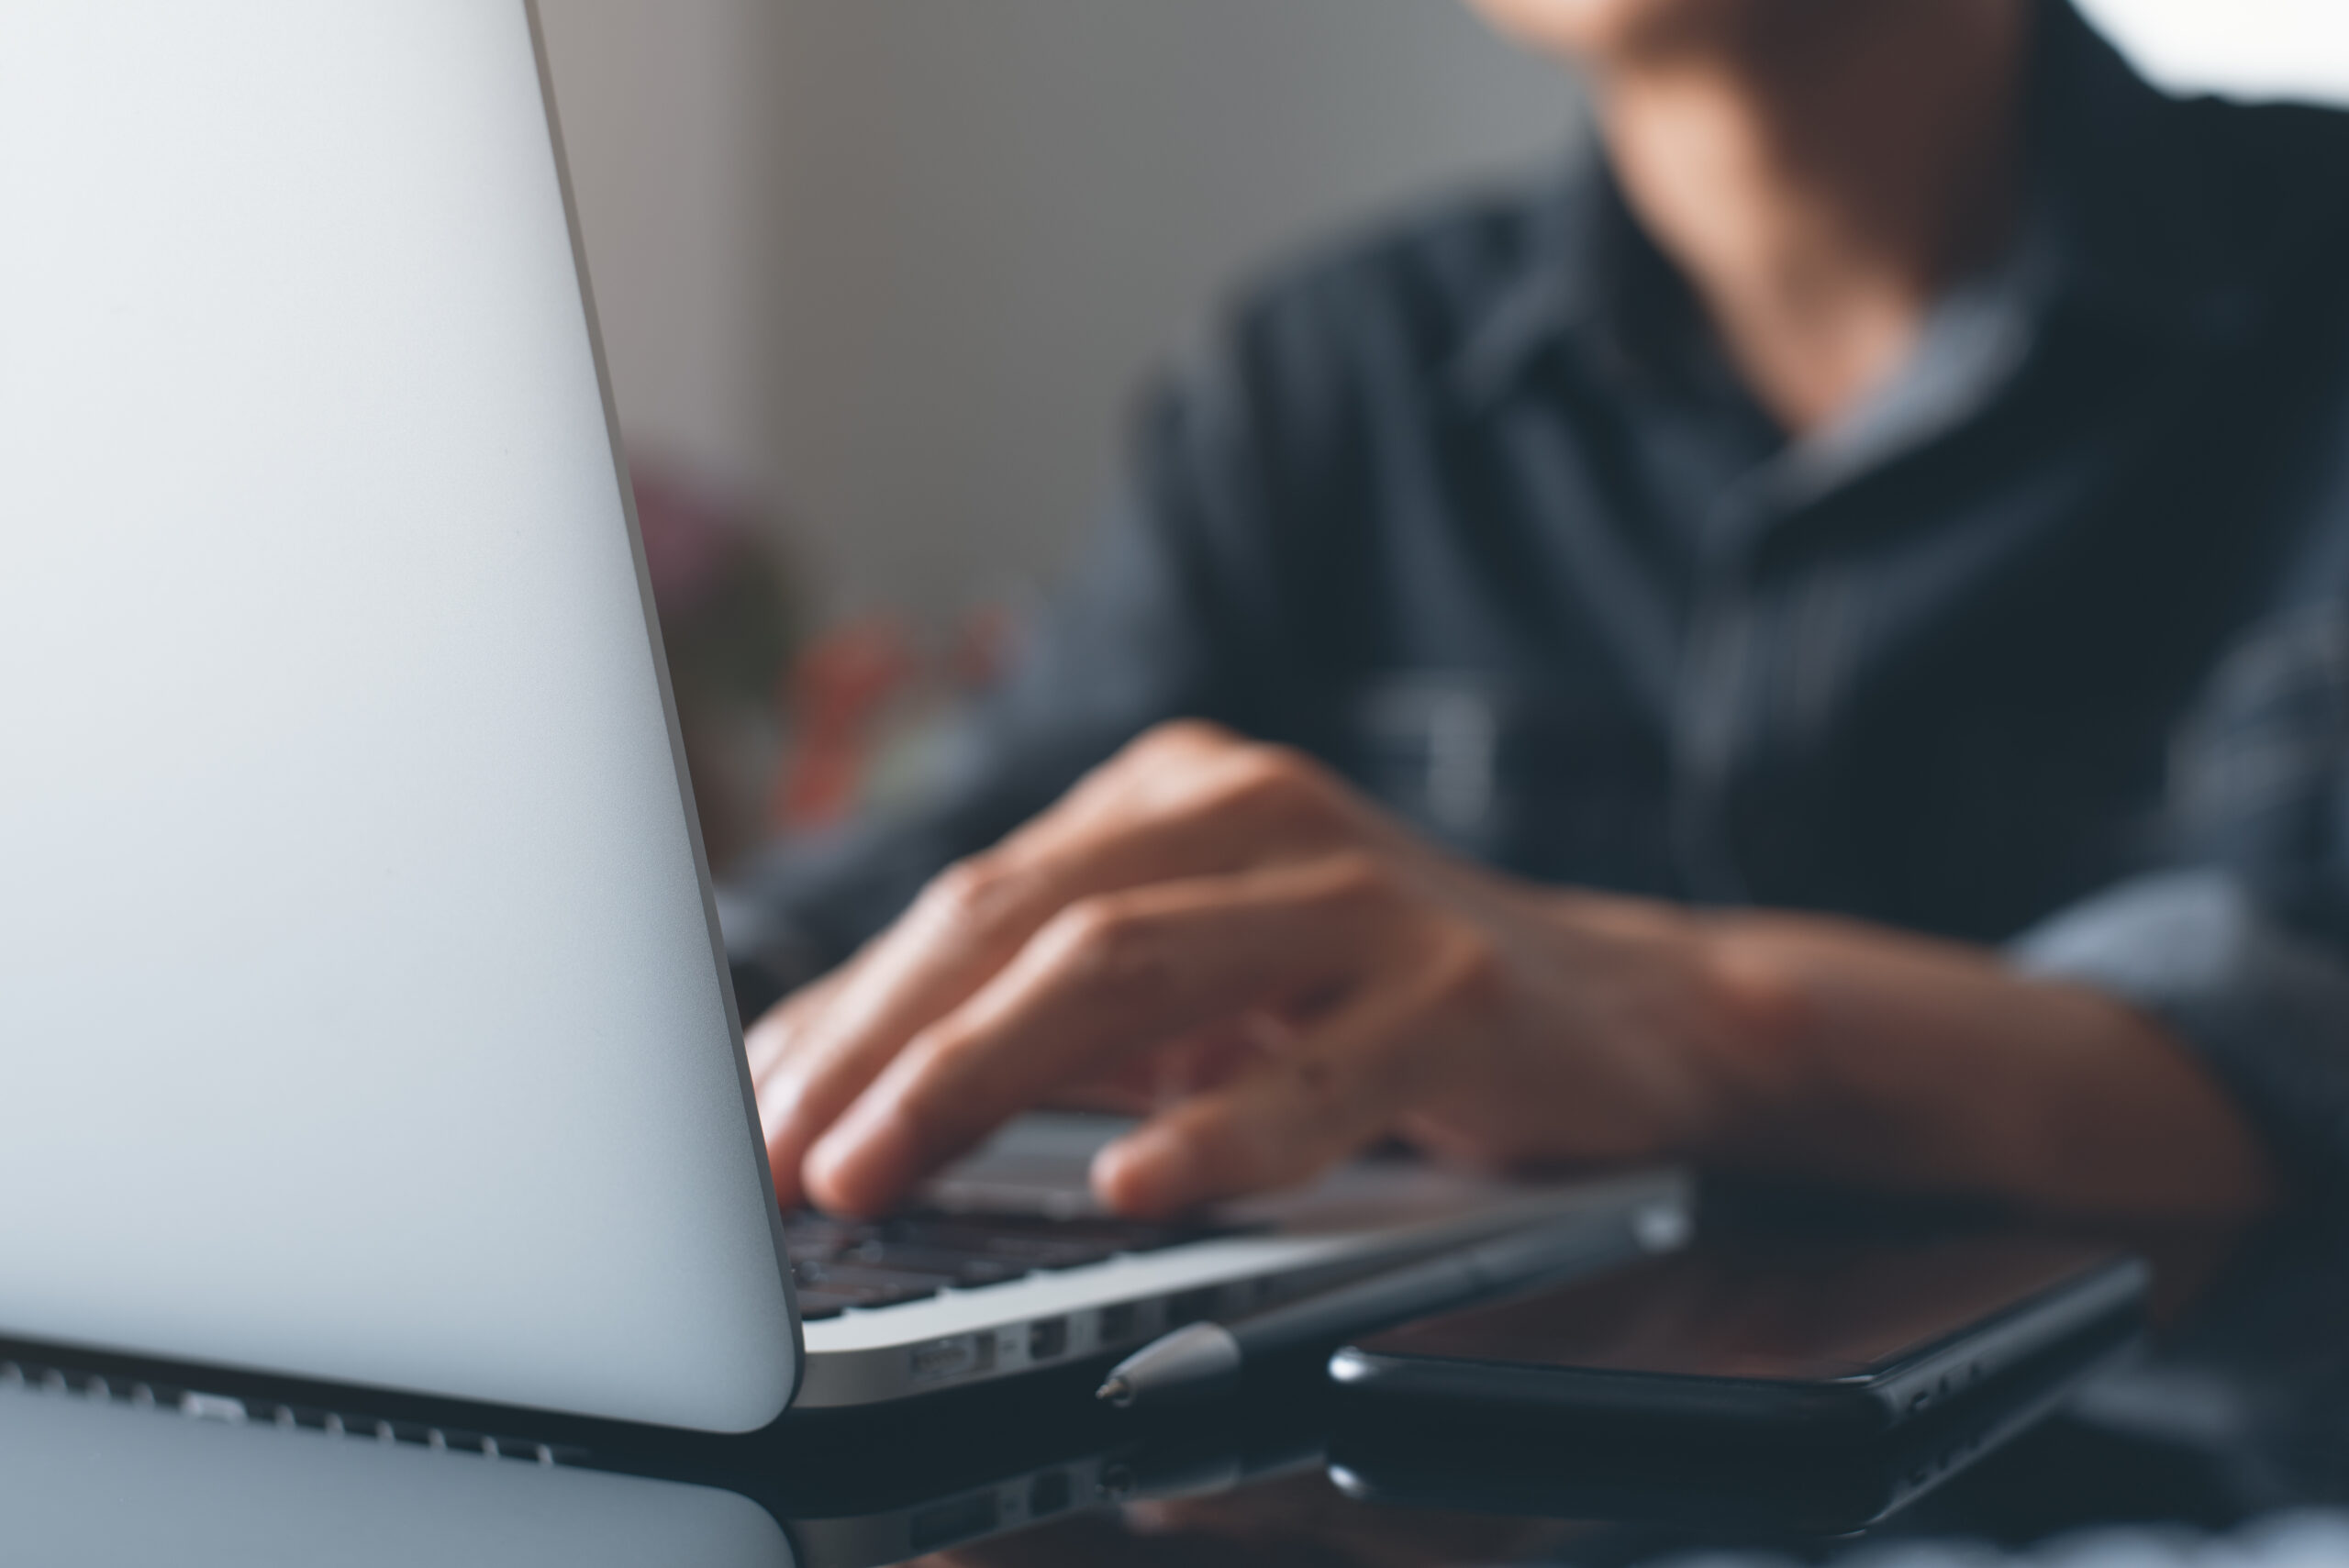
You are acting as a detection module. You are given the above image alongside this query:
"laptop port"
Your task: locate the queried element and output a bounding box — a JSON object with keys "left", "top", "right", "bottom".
{"left": 1098, "top": 1303, "right": 1137, "bottom": 1343}
{"left": 1029, "top": 1469, "right": 1072, "bottom": 1518}
{"left": 910, "top": 1493, "right": 998, "bottom": 1553}
{"left": 1167, "top": 1287, "right": 1218, "bottom": 1327}
{"left": 1029, "top": 1317, "right": 1068, "bottom": 1362}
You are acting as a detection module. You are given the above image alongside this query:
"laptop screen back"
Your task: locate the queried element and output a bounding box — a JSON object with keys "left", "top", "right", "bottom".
{"left": 0, "top": 1, "right": 797, "bottom": 1430}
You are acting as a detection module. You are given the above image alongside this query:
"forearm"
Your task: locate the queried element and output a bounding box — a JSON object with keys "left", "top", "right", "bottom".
{"left": 753, "top": 719, "right": 2299, "bottom": 1220}
{"left": 1687, "top": 910, "right": 2281, "bottom": 1218}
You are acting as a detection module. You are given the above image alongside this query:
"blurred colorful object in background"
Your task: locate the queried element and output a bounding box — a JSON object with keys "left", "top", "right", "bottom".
{"left": 774, "top": 604, "right": 1023, "bottom": 837}
{"left": 632, "top": 458, "right": 798, "bottom": 875}
{"left": 773, "top": 616, "right": 912, "bottom": 833}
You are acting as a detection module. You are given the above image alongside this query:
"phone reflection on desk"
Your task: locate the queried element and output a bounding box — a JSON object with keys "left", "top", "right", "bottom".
{"left": 774, "top": 1410, "right": 1324, "bottom": 1567}
{"left": 0, "top": 1367, "right": 789, "bottom": 1568}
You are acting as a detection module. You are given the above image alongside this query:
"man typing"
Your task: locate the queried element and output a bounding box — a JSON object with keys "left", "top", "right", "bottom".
{"left": 725, "top": 0, "right": 2349, "bottom": 1223}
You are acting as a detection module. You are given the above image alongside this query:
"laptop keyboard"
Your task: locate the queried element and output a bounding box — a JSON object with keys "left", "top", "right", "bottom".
{"left": 783, "top": 1210, "right": 1234, "bottom": 1320}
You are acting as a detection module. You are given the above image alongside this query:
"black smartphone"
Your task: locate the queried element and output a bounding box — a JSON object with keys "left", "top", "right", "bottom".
{"left": 1329, "top": 1232, "right": 2147, "bottom": 1444}
{"left": 1328, "top": 1310, "right": 2141, "bottom": 1536}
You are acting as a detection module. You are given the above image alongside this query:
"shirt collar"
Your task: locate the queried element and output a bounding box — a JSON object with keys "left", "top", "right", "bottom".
{"left": 1448, "top": 143, "right": 1647, "bottom": 409}
{"left": 1451, "top": 0, "right": 2273, "bottom": 417}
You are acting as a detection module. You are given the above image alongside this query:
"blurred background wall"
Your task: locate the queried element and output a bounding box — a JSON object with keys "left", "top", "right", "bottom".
{"left": 531, "top": 0, "right": 2349, "bottom": 859}
{"left": 539, "top": 0, "right": 2349, "bottom": 639}
{"left": 539, "top": 0, "right": 1582, "bottom": 635}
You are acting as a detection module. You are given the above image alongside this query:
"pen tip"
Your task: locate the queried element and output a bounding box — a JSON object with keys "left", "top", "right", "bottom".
{"left": 1097, "top": 1375, "right": 1133, "bottom": 1407}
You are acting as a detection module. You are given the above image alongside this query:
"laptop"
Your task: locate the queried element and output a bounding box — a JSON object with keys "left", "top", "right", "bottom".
{"left": 0, "top": 0, "right": 1683, "bottom": 1433}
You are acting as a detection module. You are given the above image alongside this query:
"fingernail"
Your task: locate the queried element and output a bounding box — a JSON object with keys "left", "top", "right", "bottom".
{"left": 801, "top": 1129, "right": 854, "bottom": 1207}
{"left": 1093, "top": 1129, "right": 1187, "bottom": 1217}
{"left": 806, "top": 1106, "right": 912, "bottom": 1217}
{"left": 758, "top": 1097, "right": 810, "bottom": 1184}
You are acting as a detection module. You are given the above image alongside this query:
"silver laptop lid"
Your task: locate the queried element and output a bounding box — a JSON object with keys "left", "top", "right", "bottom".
{"left": 0, "top": 1, "right": 797, "bottom": 1430}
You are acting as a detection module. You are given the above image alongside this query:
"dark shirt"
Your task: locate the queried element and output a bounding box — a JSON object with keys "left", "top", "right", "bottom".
{"left": 725, "top": 2, "right": 2349, "bottom": 1201}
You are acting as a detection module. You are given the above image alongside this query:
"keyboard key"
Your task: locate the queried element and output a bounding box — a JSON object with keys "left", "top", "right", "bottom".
{"left": 789, "top": 1264, "right": 948, "bottom": 1315}
{"left": 781, "top": 1216, "right": 886, "bottom": 1264}
{"left": 825, "top": 1243, "right": 1032, "bottom": 1287}
{"left": 778, "top": 1207, "right": 1252, "bottom": 1313}
{"left": 890, "top": 1225, "right": 1118, "bottom": 1271}
{"left": 893, "top": 1214, "right": 1230, "bottom": 1269}
{"left": 794, "top": 1262, "right": 953, "bottom": 1292}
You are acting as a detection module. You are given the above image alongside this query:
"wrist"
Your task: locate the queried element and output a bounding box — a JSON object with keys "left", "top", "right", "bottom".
{"left": 1538, "top": 889, "right": 1814, "bottom": 1161}
{"left": 1672, "top": 915, "right": 1817, "bottom": 1159}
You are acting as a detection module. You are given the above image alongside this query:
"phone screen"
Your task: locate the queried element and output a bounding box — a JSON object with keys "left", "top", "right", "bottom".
{"left": 1355, "top": 1234, "right": 2128, "bottom": 1384}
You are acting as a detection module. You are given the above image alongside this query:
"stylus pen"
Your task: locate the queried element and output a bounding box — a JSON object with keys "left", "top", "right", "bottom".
{"left": 1096, "top": 1201, "right": 1687, "bottom": 1410}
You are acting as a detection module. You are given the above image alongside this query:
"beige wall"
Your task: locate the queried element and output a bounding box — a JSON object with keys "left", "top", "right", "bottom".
{"left": 539, "top": 1, "right": 1581, "bottom": 628}
{"left": 541, "top": 0, "right": 777, "bottom": 517}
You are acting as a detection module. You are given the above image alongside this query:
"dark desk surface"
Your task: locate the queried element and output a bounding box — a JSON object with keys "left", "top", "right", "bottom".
{"left": 8, "top": 1193, "right": 2349, "bottom": 1567}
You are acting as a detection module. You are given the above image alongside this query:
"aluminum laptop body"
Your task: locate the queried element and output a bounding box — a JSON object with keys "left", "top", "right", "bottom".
{"left": 0, "top": 0, "right": 1681, "bottom": 1434}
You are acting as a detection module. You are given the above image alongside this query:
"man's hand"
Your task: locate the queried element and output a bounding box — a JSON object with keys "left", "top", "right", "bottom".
{"left": 749, "top": 722, "right": 2279, "bottom": 1221}
{"left": 748, "top": 722, "right": 1768, "bottom": 1218}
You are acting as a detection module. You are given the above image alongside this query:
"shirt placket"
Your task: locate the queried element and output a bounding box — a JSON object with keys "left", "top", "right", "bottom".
{"left": 1672, "top": 582, "right": 1759, "bottom": 905}
{"left": 1670, "top": 465, "right": 1804, "bottom": 907}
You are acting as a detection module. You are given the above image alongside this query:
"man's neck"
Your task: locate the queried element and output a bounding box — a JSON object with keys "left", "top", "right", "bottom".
{"left": 1591, "top": 0, "right": 2029, "bottom": 435}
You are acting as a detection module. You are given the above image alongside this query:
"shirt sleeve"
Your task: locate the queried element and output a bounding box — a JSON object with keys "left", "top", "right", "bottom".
{"left": 2009, "top": 868, "right": 2349, "bottom": 1203}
